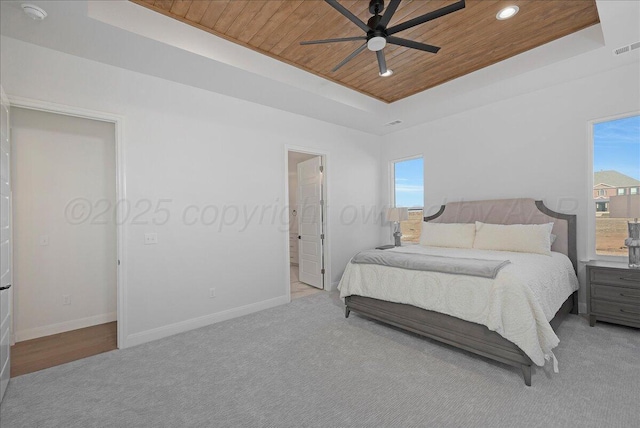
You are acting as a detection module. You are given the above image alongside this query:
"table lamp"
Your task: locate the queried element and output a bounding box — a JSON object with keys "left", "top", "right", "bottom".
{"left": 386, "top": 207, "right": 409, "bottom": 247}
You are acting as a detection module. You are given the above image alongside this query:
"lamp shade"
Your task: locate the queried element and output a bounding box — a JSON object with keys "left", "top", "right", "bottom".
{"left": 386, "top": 207, "right": 409, "bottom": 222}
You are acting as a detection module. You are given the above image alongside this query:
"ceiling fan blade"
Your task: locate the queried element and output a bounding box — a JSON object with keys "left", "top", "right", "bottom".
{"left": 332, "top": 42, "right": 368, "bottom": 72}
{"left": 378, "top": 0, "right": 401, "bottom": 29}
{"left": 387, "top": 36, "right": 440, "bottom": 53}
{"left": 300, "top": 36, "right": 366, "bottom": 46}
{"left": 325, "top": 0, "right": 370, "bottom": 32}
{"left": 387, "top": 0, "right": 465, "bottom": 35}
{"left": 376, "top": 50, "right": 388, "bottom": 75}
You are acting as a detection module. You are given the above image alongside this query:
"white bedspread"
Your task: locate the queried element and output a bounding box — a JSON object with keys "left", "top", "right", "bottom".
{"left": 338, "top": 245, "right": 579, "bottom": 366}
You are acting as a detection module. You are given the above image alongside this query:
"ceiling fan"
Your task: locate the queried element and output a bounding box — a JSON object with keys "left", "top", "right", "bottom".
{"left": 300, "top": 0, "right": 466, "bottom": 76}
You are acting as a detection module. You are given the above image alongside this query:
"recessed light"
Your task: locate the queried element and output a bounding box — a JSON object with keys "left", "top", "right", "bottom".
{"left": 379, "top": 69, "right": 394, "bottom": 77}
{"left": 496, "top": 5, "right": 519, "bottom": 20}
{"left": 21, "top": 4, "right": 47, "bottom": 20}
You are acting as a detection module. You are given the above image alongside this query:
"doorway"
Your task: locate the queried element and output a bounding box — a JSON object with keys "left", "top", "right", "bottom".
{"left": 286, "top": 149, "right": 328, "bottom": 300}
{"left": 10, "top": 107, "right": 118, "bottom": 376}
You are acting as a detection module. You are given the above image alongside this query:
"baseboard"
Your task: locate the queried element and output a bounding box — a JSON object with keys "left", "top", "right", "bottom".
{"left": 15, "top": 312, "right": 117, "bottom": 342}
{"left": 123, "top": 295, "right": 289, "bottom": 348}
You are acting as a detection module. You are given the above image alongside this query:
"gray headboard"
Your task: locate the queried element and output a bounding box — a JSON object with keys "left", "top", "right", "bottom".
{"left": 424, "top": 198, "right": 577, "bottom": 272}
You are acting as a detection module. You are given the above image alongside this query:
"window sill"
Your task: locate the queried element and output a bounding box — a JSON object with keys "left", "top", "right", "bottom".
{"left": 581, "top": 254, "right": 628, "bottom": 264}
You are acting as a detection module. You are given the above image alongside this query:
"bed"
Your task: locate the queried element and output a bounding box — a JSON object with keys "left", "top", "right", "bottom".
{"left": 339, "top": 198, "right": 578, "bottom": 386}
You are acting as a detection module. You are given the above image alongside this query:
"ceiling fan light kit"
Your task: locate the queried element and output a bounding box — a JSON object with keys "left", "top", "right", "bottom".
{"left": 300, "top": 0, "right": 466, "bottom": 77}
{"left": 367, "top": 36, "right": 386, "bottom": 52}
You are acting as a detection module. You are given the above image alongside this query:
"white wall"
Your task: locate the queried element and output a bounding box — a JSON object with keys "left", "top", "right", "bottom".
{"left": 0, "top": 36, "right": 383, "bottom": 347}
{"left": 380, "top": 57, "right": 640, "bottom": 310}
{"left": 11, "top": 108, "right": 117, "bottom": 341}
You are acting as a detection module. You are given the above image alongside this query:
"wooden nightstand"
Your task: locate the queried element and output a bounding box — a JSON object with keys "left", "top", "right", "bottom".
{"left": 586, "top": 261, "right": 640, "bottom": 328}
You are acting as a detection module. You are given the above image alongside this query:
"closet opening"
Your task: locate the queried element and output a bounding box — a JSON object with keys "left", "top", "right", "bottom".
{"left": 285, "top": 149, "right": 328, "bottom": 300}
{"left": 9, "top": 105, "right": 122, "bottom": 377}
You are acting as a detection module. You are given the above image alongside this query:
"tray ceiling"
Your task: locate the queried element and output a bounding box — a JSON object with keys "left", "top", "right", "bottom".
{"left": 131, "top": 0, "right": 600, "bottom": 103}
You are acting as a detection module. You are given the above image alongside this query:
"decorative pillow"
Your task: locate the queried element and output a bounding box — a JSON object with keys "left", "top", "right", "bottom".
{"left": 473, "top": 222, "right": 554, "bottom": 255}
{"left": 420, "top": 222, "right": 476, "bottom": 249}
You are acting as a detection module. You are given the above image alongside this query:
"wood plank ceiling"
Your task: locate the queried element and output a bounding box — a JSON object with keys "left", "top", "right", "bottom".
{"left": 131, "top": 0, "right": 600, "bottom": 103}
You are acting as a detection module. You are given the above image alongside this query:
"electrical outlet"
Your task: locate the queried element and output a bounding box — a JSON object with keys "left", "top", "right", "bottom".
{"left": 209, "top": 288, "right": 216, "bottom": 298}
{"left": 62, "top": 295, "right": 71, "bottom": 305}
{"left": 39, "top": 235, "right": 49, "bottom": 246}
{"left": 144, "top": 233, "right": 158, "bottom": 245}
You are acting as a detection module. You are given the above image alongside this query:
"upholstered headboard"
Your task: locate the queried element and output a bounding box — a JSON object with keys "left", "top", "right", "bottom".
{"left": 424, "top": 198, "right": 577, "bottom": 272}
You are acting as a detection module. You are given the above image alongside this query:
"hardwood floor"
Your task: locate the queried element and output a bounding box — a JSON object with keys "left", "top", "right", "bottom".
{"left": 290, "top": 265, "right": 322, "bottom": 299}
{"left": 10, "top": 322, "right": 117, "bottom": 377}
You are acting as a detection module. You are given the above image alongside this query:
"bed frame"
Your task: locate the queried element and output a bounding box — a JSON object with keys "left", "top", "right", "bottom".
{"left": 344, "top": 199, "right": 578, "bottom": 386}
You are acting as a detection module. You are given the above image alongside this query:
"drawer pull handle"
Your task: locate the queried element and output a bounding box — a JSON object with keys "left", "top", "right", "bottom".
{"left": 620, "top": 293, "right": 640, "bottom": 299}
{"left": 619, "top": 276, "right": 638, "bottom": 282}
{"left": 620, "top": 309, "right": 640, "bottom": 315}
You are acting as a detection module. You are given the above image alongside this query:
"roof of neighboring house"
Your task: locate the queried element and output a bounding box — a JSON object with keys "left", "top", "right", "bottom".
{"left": 594, "top": 170, "right": 640, "bottom": 188}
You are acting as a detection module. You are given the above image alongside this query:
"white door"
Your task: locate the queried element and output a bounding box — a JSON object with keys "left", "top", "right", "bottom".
{"left": 0, "top": 87, "right": 11, "bottom": 402}
{"left": 297, "top": 156, "right": 324, "bottom": 289}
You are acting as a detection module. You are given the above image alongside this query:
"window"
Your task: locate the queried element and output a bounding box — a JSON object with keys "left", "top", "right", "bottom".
{"left": 597, "top": 189, "right": 606, "bottom": 196}
{"left": 393, "top": 157, "right": 424, "bottom": 243}
{"left": 592, "top": 114, "right": 640, "bottom": 256}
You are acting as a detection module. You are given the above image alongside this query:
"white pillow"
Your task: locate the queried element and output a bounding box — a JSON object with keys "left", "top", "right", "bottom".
{"left": 420, "top": 222, "right": 476, "bottom": 249}
{"left": 473, "top": 222, "right": 554, "bottom": 255}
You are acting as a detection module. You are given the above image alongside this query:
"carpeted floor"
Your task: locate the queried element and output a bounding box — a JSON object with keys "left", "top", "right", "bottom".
{"left": 1, "top": 292, "right": 638, "bottom": 428}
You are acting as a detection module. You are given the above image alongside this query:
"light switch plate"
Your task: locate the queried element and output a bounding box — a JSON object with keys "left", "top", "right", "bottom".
{"left": 144, "top": 233, "right": 158, "bottom": 245}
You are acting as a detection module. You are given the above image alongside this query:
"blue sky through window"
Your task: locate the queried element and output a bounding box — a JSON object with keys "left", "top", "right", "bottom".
{"left": 594, "top": 115, "right": 640, "bottom": 180}
{"left": 394, "top": 157, "right": 424, "bottom": 208}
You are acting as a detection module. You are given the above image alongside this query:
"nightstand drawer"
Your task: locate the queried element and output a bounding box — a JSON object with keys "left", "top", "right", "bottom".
{"left": 590, "top": 269, "right": 640, "bottom": 287}
{"left": 592, "top": 284, "right": 640, "bottom": 304}
{"left": 591, "top": 299, "right": 640, "bottom": 322}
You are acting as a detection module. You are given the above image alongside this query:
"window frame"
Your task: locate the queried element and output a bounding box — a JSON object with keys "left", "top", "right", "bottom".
{"left": 390, "top": 155, "right": 424, "bottom": 243}
{"left": 587, "top": 111, "right": 640, "bottom": 261}
{"left": 390, "top": 154, "right": 424, "bottom": 209}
